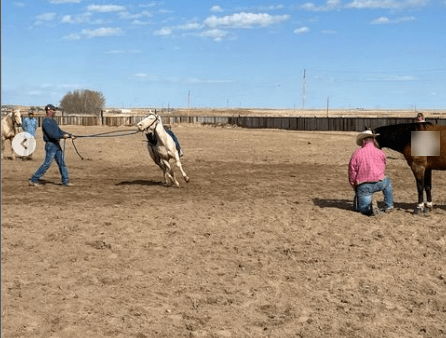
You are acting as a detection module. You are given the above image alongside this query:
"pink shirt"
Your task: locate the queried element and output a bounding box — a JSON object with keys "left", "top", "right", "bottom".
{"left": 348, "top": 140, "right": 387, "bottom": 186}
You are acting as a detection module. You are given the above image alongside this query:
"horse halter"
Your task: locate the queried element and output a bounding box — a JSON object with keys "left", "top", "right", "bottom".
{"left": 13, "top": 112, "right": 22, "bottom": 127}
{"left": 142, "top": 114, "right": 159, "bottom": 132}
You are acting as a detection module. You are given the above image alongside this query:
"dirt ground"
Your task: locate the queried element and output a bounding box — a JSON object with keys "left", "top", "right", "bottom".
{"left": 2, "top": 123, "right": 446, "bottom": 338}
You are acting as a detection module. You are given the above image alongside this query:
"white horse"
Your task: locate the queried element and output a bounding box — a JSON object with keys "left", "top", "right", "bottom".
{"left": 1, "top": 109, "right": 22, "bottom": 160}
{"left": 136, "top": 112, "right": 190, "bottom": 187}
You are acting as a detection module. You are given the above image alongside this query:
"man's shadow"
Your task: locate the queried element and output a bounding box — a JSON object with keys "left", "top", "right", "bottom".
{"left": 312, "top": 198, "right": 438, "bottom": 212}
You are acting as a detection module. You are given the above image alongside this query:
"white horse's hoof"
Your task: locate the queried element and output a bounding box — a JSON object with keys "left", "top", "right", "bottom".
{"left": 185, "top": 176, "right": 190, "bottom": 183}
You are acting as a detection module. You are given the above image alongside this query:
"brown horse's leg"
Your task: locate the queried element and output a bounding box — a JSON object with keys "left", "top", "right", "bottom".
{"left": 424, "top": 169, "right": 433, "bottom": 211}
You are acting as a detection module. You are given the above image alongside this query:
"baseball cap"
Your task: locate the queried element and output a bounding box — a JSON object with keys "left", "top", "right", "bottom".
{"left": 45, "top": 104, "right": 59, "bottom": 110}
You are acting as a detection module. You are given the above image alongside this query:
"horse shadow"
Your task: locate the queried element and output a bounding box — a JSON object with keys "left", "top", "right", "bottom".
{"left": 116, "top": 180, "right": 164, "bottom": 187}
{"left": 312, "top": 198, "right": 425, "bottom": 212}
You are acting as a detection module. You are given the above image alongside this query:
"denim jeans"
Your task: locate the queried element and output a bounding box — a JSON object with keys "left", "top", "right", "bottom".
{"left": 31, "top": 142, "right": 69, "bottom": 184}
{"left": 354, "top": 177, "right": 393, "bottom": 216}
{"left": 165, "top": 129, "right": 181, "bottom": 152}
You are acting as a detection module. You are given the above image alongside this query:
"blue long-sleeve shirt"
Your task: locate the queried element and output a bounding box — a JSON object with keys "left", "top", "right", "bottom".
{"left": 42, "top": 117, "right": 71, "bottom": 144}
{"left": 22, "top": 117, "right": 38, "bottom": 137}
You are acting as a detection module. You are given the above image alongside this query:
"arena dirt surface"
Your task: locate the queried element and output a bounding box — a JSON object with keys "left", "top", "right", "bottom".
{"left": 2, "top": 124, "right": 446, "bottom": 338}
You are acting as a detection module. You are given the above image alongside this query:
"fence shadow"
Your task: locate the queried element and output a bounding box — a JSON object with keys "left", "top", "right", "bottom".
{"left": 116, "top": 180, "right": 163, "bottom": 186}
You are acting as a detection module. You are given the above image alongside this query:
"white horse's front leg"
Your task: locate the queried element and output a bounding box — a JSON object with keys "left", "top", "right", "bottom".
{"left": 173, "top": 153, "right": 189, "bottom": 183}
{"left": 10, "top": 139, "right": 16, "bottom": 160}
{"left": 162, "top": 159, "right": 179, "bottom": 187}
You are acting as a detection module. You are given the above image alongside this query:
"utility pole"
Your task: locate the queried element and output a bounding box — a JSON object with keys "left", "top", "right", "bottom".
{"left": 327, "top": 96, "right": 329, "bottom": 116}
{"left": 187, "top": 90, "right": 191, "bottom": 109}
{"left": 302, "top": 69, "right": 307, "bottom": 110}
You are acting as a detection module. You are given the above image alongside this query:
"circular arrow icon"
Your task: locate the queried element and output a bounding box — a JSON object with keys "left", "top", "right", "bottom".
{"left": 12, "top": 132, "right": 37, "bottom": 157}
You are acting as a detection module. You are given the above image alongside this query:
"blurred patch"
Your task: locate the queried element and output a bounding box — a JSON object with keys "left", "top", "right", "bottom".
{"left": 411, "top": 131, "right": 440, "bottom": 156}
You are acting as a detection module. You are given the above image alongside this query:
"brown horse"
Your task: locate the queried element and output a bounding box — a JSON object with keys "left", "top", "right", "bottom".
{"left": 373, "top": 122, "right": 446, "bottom": 214}
{"left": 1, "top": 109, "right": 22, "bottom": 160}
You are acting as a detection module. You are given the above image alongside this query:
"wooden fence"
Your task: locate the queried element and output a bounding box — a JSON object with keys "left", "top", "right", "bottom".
{"left": 36, "top": 115, "right": 446, "bottom": 132}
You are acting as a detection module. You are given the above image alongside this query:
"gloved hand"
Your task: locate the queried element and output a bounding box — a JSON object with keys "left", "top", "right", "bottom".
{"left": 63, "top": 134, "right": 69, "bottom": 139}
{"left": 71, "top": 134, "right": 77, "bottom": 140}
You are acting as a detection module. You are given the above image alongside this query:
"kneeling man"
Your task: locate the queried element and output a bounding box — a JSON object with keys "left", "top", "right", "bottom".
{"left": 348, "top": 130, "right": 394, "bottom": 216}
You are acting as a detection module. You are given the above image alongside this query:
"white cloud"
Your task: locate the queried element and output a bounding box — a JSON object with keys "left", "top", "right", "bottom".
{"left": 14, "top": 2, "right": 25, "bottom": 7}
{"left": 28, "top": 90, "right": 44, "bottom": 96}
{"left": 294, "top": 26, "right": 310, "bottom": 34}
{"left": 371, "top": 16, "right": 417, "bottom": 24}
{"left": 372, "top": 16, "right": 390, "bottom": 24}
{"left": 299, "top": 0, "right": 341, "bottom": 12}
{"left": 204, "top": 12, "right": 290, "bottom": 28}
{"left": 346, "top": 0, "right": 429, "bottom": 9}
{"left": 63, "top": 33, "right": 82, "bottom": 40}
{"left": 158, "top": 9, "right": 174, "bottom": 14}
{"left": 135, "top": 73, "right": 150, "bottom": 78}
{"left": 61, "top": 13, "right": 92, "bottom": 24}
{"left": 154, "top": 27, "right": 173, "bottom": 36}
{"left": 107, "top": 50, "right": 125, "bottom": 54}
{"left": 254, "top": 5, "right": 285, "bottom": 10}
{"left": 182, "top": 78, "right": 233, "bottom": 84}
{"left": 107, "top": 49, "right": 141, "bottom": 54}
{"left": 177, "top": 22, "right": 202, "bottom": 30}
{"left": 200, "top": 28, "right": 230, "bottom": 42}
{"left": 50, "top": 0, "right": 82, "bottom": 3}
{"left": 210, "top": 5, "right": 224, "bottom": 12}
{"left": 34, "top": 12, "right": 57, "bottom": 25}
{"left": 322, "top": 29, "right": 337, "bottom": 34}
{"left": 389, "top": 75, "right": 417, "bottom": 81}
{"left": 81, "top": 27, "right": 123, "bottom": 38}
{"left": 36, "top": 12, "right": 57, "bottom": 21}
{"left": 119, "top": 10, "right": 152, "bottom": 20}
{"left": 131, "top": 20, "right": 151, "bottom": 25}
{"left": 153, "top": 22, "right": 202, "bottom": 36}
{"left": 367, "top": 75, "right": 418, "bottom": 81}
{"left": 87, "top": 5, "right": 126, "bottom": 13}
{"left": 138, "top": 1, "right": 163, "bottom": 7}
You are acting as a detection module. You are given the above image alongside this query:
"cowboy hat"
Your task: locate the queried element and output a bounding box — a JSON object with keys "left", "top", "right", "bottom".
{"left": 356, "top": 129, "right": 378, "bottom": 146}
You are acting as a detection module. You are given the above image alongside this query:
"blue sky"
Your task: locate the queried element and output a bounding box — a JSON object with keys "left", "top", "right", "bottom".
{"left": 2, "top": 0, "right": 445, "bottom": 109}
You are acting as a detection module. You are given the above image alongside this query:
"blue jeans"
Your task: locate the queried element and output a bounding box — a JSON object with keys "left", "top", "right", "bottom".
{"left": 165, "top": 129, "right": 181, "bottom": 152}
{"left": 354, "top": 177, "right": 393, "bottom": 215}
{"left": 31, "top": 142, "right": 69, "bottom": 184}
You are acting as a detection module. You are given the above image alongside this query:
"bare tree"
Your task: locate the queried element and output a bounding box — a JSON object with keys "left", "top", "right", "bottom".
{"left": 60, "top": 89, "right": 105, "bottom": 115}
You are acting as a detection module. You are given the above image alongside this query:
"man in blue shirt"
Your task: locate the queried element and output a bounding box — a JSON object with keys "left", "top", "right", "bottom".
{"left": 21, "top": 111, "right": 38, "bottom": 160}
{"left": 29, "top": 104, "right": 76, "bottom": 187}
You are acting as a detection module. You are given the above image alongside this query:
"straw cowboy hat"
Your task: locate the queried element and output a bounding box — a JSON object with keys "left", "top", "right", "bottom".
{"left": 356, "top": 129, "right": 378, "bottom": 146}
